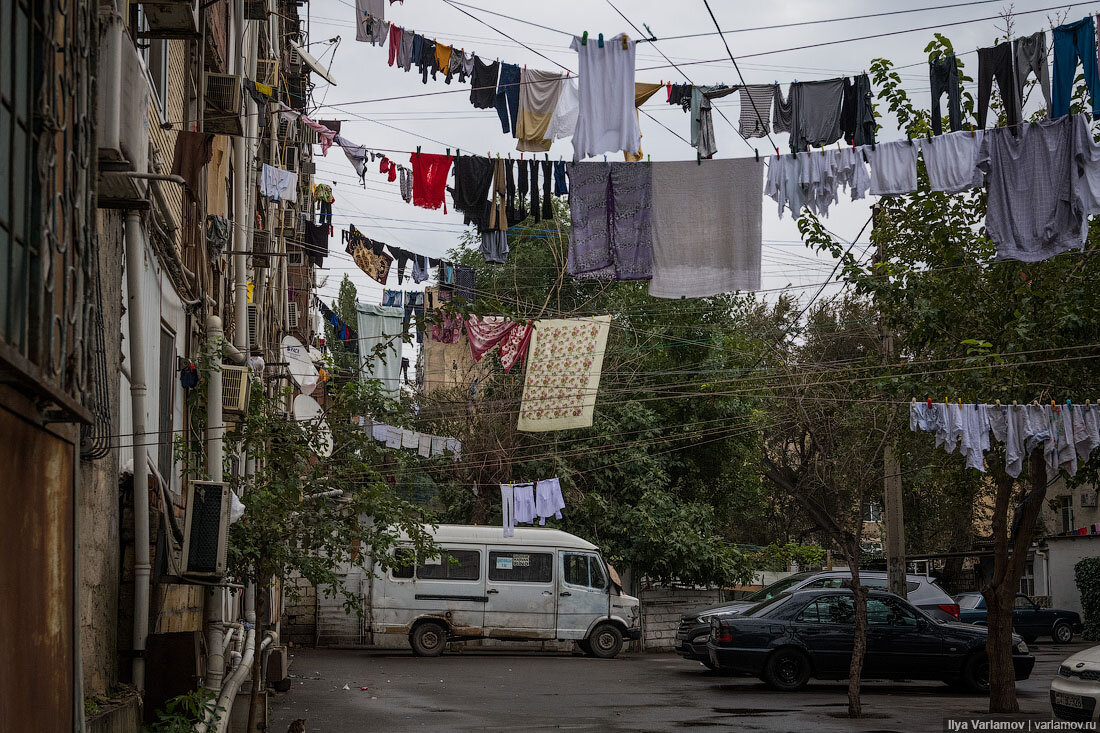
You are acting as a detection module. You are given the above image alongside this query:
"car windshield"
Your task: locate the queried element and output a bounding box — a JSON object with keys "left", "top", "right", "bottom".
{"left": 956, "top": 594, "right": 983, "bottom": 609}
{"left": 745, "top": 572, "right": 814, "bottom": 602}
{"left": 742, "top": 593, "right": 792, "bottom": 617}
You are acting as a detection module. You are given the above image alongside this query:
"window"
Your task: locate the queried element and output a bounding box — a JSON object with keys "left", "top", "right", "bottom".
{"left": 158, "top": 327, "right": 176, "bottom": 487}
{"left": 488, "top": 551, "right": 552, "bottom": 583}
{"left": 867, "top": 599, "right": 919, "bottom": 628}
{"left": 415, "top": 550, "right": 480, "bottom": 581}
{"left": 390, "top": 548, "right": 414, "bottom": 579}
{"left": 798, "top": 595, "right": 855, "bottom": 624}
{"left": 1020, "top": 560, "right": 1035, "bottom": 596}
{"left": 1014, "top": 594, "right": 1035, "bottom": 609}
{"left": 562, "top": 552, "right": 606, "bottom": 589}
{"left": 956, "top": 594, "right": 984, "bottom": 610}
{"left": 132, "top": 6, "right": 169, "bottom": 116}
{"left": 1058, "top": 496, "right": 1074, "bottom": 534}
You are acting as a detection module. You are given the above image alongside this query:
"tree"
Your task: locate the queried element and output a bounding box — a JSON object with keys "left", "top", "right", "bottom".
{"left": 325, "top": 274, "right": 359, "bottom": 372}
{"left": 224, "top": 378, "right": 437, "bottom": 730}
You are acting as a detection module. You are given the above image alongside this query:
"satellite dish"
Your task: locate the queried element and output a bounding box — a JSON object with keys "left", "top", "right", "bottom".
{"left": 308, "top": 346, "right": 324, "bottom": 364}
{"left": 283, "top": 335, "right": 319, "bottom": 396}
{"left": 292, "top": 393, "right": 333, "bottom": 458}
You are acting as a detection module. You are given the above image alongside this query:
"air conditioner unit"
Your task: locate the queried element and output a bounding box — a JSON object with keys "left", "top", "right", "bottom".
{"left": 255, "top": 58, "right": 277, "bottom": 87}
{"left": 284, "top": 146, "right": 300, "bottom": 173}
{"left": 298, "top": 123, "right": 317, "bottom": 146}
{"left": 247, "top": 304, "right": 260, "bottom": 352}
{"left": 1082, "top": 492, "right": 1098, "bottom": 508}
{"left": 140, "top": 0, "right": 201, "bottom": 38}
{"left": 300, "top": 161, "right": 316, "bottom": 175}
{"left": 280, "top": 208, "right": 298, "bottom": 230}
{"left": 287, "top": 249, "right": 306, "bottom": 267}
{"left": 288, "top": 302, "right": 299, "bottom": 331}
{"left": 252, "top": 229, "right": 272, "bottom": 268}
{"left": 221, "top": 364, "right": 250, "bottom": 414}
{"left": 243, "top": 0, "right": 267, "bottom": 20}
{"left": 204, "top": 72, "right": 243, "bottom": 136}
{"left": 181, "top": 481, "right": 231, "bottom": 579}
{"left": 277, "top": 116, "right": 297, "bottom": 143}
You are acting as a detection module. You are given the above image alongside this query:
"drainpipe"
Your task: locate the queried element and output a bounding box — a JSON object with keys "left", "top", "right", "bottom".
{"left": 204, "top": 315, "right": 227, "bottom": 693}
{"left": 233, "top": 0, "right": 252, "bottom": 356}
{"left": 125, "top": 210, "right": 152, "bottom": 692}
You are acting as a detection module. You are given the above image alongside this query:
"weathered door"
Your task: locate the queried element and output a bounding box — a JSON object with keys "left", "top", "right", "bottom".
{"left": 484, "top": 548, "right": 556, "bottom": 638}
{"left": 557, "top": 551, "right": 609, "bottom": 640}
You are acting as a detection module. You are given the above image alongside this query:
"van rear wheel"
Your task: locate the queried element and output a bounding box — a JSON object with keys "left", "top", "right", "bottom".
{"left": 576, "top": 639, "right": 592, "bottom": 654}
{"left": 410, "top": 621, "right": 448, "bottom": 657}
{"left": 586, "top": 623, "right": 623, "bottom": 659}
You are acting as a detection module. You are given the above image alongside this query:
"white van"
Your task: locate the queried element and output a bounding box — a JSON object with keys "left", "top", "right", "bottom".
{"left": 369, "top": 524, "right": 640, "bottom": 658}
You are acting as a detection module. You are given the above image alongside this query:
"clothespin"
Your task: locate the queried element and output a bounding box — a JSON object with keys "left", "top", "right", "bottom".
{"left": 544, "top": 153, "right": 549, "bottom": 161}
{"left": 754, "top": 149, "right": 759, "bottom": 162}
{"left": 647, "top": 154, "right": 651, "bottom": 162}
{"left": 416, "top": 145, "right": 421, "bottom": 155}
{"left": 995, "top": 399, "right": 1001, "bottom": 408}
{"left": 446, "top": 148, "right": 451, "bottom": 156}
{"left": 927, "top": 398, "right": 933, "bottom": 408}
{"left": 944, "top": 397, "right": 949, "bottom": 406}
{"left": 1067, "top": 399, "right": 1074, "bottom": 410}
{"left": 957, "top": 398, "right": 962, "bottom": 407}
{"left": 1087, "top": 400, "right": 1092, "bottom": 410}
{"left": 969, "top": 122, "right": 975, "bottom": 138}
{"left": 621, "top": 34, "right": 629, "bottom": 50}
{"left": 581, "top": 31, "right": 588, "bottom": 45}
{"left": 1013, "top": 400, "right": 1018, "bottom": 407}
{"left": 598, "top": 33, "right": 604, "bottom": 48}
{"left": 603, "top": 154, "right": 607, "bottom": 162}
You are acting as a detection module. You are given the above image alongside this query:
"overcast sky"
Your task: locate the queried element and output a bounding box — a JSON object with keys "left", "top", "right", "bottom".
{"left": 302, "top": 0, "right": 1078, "bottom": 313}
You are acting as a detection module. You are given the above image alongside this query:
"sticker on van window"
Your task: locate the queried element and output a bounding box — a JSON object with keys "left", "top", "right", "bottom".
{"left": 512, "top": 554, "right": 530, "bottom": 567}
{"left": 495, "top": 556, "right": 513, "bottom": 570}
{"left": 421, "top": 555, "right": 442, "bottom": 566}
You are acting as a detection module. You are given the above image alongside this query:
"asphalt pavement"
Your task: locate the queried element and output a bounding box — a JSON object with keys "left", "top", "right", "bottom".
{"left": 268, "top": 641, "right": 1087, "bottom": 732}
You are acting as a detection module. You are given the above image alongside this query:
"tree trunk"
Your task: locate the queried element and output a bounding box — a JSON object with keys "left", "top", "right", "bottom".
{"left": 846, "top": 549, "right": 867, "bottom": 718}
{"left": 247, "top": 582, "right": 266, "bottom": 733}
{"left": 985, "top": 583, "right": 1017, "bottom": 712}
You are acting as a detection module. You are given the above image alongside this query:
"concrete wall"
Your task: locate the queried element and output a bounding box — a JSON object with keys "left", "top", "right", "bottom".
{"left": 639, "top": 588, "right": 724, "bottom": 652}
{"left": 1044, "top": 535, "right": 1100, "bottom": 615}
{"left": 283, "top": 574, "right": 318, "bottom": 647}
{"left": 79, "top": 210, "right": 125, "bottom": 698}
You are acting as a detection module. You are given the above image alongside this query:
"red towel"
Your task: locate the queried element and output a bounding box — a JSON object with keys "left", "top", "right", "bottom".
{"left": 411, "top": 152, "right": 453, "bottom": 212}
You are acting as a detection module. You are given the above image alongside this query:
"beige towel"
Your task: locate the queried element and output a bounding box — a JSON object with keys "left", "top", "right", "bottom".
{"left": 516, "top": 68, "right": 564, "bottom": 152}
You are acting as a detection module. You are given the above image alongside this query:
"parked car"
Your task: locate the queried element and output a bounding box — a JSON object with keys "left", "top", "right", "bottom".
{"left": 675, "top": 570, "right": 959, "bottom": 668}
{"left": 706, "top": 588, "right": 1034, "bottom": 693}
{"left": 1051, "top": 644, "right": 1100, "bottom": 722}
{"left": 956, "top": 592, "right": 1083, "bottom": 643}
{"left": 376, "top": 525, "right": 640, "bottom": 658}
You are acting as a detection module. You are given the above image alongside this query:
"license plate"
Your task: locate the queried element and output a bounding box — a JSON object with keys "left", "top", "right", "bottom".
{"left": 1055, "top": 692, "right": 1084, "bottom": 709}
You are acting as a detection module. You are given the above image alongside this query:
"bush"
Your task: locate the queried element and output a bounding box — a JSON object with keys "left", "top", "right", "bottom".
{"left": 1074, "top": 557, "right": 1100, "bottom": 642}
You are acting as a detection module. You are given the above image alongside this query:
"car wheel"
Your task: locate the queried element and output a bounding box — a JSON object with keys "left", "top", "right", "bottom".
{"left": 763, "top": 648, "right": 811, "bottom": 691}
{"left": 410, "top": 621, "right": 448, "bottom": 657}
{"left": 1052, "top": 621, "right": 1074, "bottom": 644}
{"left": 962, "top": 653, "right": 990, "bottom": 694}
{"left": 586, "top": 623, "right": 624, "bottom": 659}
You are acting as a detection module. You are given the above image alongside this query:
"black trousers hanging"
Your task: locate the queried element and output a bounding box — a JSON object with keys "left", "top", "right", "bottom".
{"left": 929, "top": 54, "right": 962, "bottom": 135}
{"left": 977, "top": 42, "right": 1021, "bottom": 129}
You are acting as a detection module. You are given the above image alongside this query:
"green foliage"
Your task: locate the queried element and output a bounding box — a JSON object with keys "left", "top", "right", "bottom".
{"left": 225, "top": 378, "right": 438, "bottom": 614}
{"left": 750, "top": 541, "right": 826, "bottom": 573}
{"left": 143, "top": 689, "right": 220, "bottom": 733}
{"left": 324, "top": 274, "right": 360, "bottom": 373}
{"left": 1075, "top": 557, "right": 1100, "bottom": 642}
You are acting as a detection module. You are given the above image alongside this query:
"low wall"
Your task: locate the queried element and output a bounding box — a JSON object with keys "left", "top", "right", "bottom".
{"left": 639, "top": 587, "right": 724, "bottom": 652}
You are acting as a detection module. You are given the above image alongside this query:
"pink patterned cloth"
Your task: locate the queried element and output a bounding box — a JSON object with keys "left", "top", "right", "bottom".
{"left": 465, "top": 315, "right": 516, "bottom": 361}
{"left": 499, "top": 321, "right": 532, "bottom": 374}
{"left": 301, "top": 114, "right": 337, "bottom": 155}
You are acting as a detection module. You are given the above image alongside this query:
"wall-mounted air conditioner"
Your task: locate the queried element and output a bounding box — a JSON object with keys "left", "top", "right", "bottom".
{"left": 255, "top": 58, "right": 277, "bottom": 87}
{"left": 221, "top": 365, "right": 251, "bottom": 414}
{"left": 243, "top": 1, "right": 267, "bottom": 21}
{"left": 246, "top": 304, "right": 260, "bottom": 353}
{"left": 181, "top": 481, "right": 231, "bottom": 579}
{"left": 252, "top": 229, "right": 272, "bottom": 268}
{"left": 277, "top": 116, "right": 297, "bottom": 143}
{"left": 140, "top": 0, "right": 201, "bottom": 38}
{"left": 203, "top": 72, "right": 243, "bottom": 136}
{"left": 288, "top": 302, "right": 299, "bottom": 331}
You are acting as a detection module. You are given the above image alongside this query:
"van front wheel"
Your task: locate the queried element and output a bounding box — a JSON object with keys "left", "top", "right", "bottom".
{"left": 410, "top": 621, "right": 448, "bottom": 657}
{"left": 586, "top": 623, "right": 624, "bottom": 659}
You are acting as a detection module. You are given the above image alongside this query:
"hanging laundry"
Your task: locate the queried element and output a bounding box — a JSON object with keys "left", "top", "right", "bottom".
{"left": 1052, "top": 16, "right": 1100, "bottom": 117}
{"left": 439, "top": 261, "right": 456, "bottom": 288}
{"left": 454, "top": 265, "right": 475, "bottom": 303}
{"left": 500, "top": 483, "right": 515, "bottom": 536}
{"left": 570, "top": 33, "right": 640, "bottom": 159}
{"left": 487, "top": 157, "right": 509, "bottom": 231}
{"left": 432, "top": 312, "right": 463, "bottom": 344}
{"left": 772, "top": 82, "right": 793, "bottom": 135}
{"left": 314, "top": 182, "right": 334, "bottom": 226}
{"left": 387, "top": 24, "right": 402, "bottom": 66}
{"left": 1014, "top": 31, "right": 1052, "bottom": 115}
{"left": 789, "top": 79, "right": 845, "bottom": 153}
{"left": 922, "top": 130, "right": 984, "bottom": 193}
{"left": 979, "top": 114, "right": 1092, "bottom": 261}
{"left": 300, "top": 113, "right": 336, "bottom": 155}
{"left": 451, "top": 155, "right": 495, "bottom": 230}
{"left": 517, "top": 315, "right": 611, "bottom": 432}
{"left": 498, "top": 320, "right": 533, "bottom": 373}
{"left": 446, "top": 48, "right": 470, "bottom": 83}
{"left": 528, "top": 159, "right": 541, "bottom": 223}
{"left": 412, "top": 254, "right": 430, "bottom": 283}
{"left": 355, "top": 0, "right": 385, "bottom": 42}
{"left": 470, "top": 55, "right": 499, "bottom": 109}
{"left": 866, "top": 140, "right": 920, "bottom": 196}
{"left": 648, "top": 159, "right": 762, "bottom": 298}
{"left": 540, "top": 160, "right": 553, "bottom": 219}
{"left": 399, "top": 27, "right": 415, "bottom": 71}
{"left": 384, "top": 425, "right": 403, "bottom": 449}
{"left": 260, "top": 163, "right": 298, "bottom": 202}
{"left": 430, "top": 435, "right": 446, "bottom": 457}
{"left": 417, "top": 433, "right": 432, "bottom": 458}
{"left": 977, "top": 41, "right": 1021, "bottom": 130}
{"left": 465, "top": 315, "right": 516, "bottom": 361}
{"left": 625, "top": 82, "right": 664, "bottom": 161}
{"left": 764, "top": 153, "right": 805, "bottom": 219}
{"left": 416, "top": 36, "right": 436, "bottom": 84}
{"left": 516, "top": 68, "right": 565, "bottom": 152}
{"left": 434, "top": 42, "right": 452, "bottom": 78}
{"left": 479, "top": 229, "right": 509, "bottom": 264}
{"left": 567, "top": 161, "right": 653, "bottom": 280}
{"left": 335, "top": 135, "right": 370, "bottom": 180}
{"left": 690, "top": 85, "right": 737, "bottom": 158}
{"left": 737, "top": 84, "right": 775, "bottom": 139}
{"left": 403, "top": 291, "right": 425, "bottom": 343}
{"left": 553, "top": 161, "right": 569, "bottom": 195}
{"left": 370, "top": 17, "right": 390, "bottom": 47}
{"left": 303, "top": 221, "right": 329, "bottom": 265}
{"left": 535, "top": 478, "right": 565, "bottom": 525}
{"left": 668, "top": 83, "right": 693, "bottom": 111}
{"left": 546, "top": 76, "right": 580, "bottom": 140}
{"left": 511, "top": 483, "right": 536, "bottom": 525}
{"left": 929, "top": 54, "right": 962, "bottom": 136}
{"left": 410, "top": 152, "right": 453, "bottom": 211}
{"left": 318, "top": 301, "right": 359, "bottom": 354}
{"left": 345, "top": 225, "right": 394, "bottom": 284}
{"left": 389, "top": 246, "right": 412, "bottom": 283}
{"left": 840, "top": 74, "right": 875, "bottom": 146}
{"left": 400, "top": 429, "right": 419, "bottom": 450}
{"left": 382, "top": 289, "right": 403, "bottom": 308}
{"left": 354, "top": 302, "right": 405, "bottom": 397}
{"left": 495, "top": 63, "right": 521, "bottom": 135}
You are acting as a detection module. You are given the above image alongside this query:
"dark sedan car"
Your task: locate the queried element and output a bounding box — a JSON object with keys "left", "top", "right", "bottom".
{"left": 957, "top": 593, "right": 1084, "bottom": 643}
{"left": 706, "top": 588, "right": 1035, "bottom": 693}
